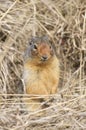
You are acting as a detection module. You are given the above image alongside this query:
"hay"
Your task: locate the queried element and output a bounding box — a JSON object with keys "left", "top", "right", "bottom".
{"left": 0, "top": 0, "right": 86, "bottom": 129}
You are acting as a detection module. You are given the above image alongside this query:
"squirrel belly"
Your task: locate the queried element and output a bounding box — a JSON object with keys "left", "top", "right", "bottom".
{"left": 23, "top": 55, "right": 60, "bottom": 95}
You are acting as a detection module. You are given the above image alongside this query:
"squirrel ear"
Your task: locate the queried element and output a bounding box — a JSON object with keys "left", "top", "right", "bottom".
{"left": 31, "top": 36, "right": 39, "bottom": 42}
{"left": 29, "top": 37, "right": 36, "bottom": 45}
{"left": 42, "top": 35, "right": 49, "bottom": 41}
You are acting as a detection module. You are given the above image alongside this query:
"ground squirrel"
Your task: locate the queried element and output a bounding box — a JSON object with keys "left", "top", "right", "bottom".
{"left": 23, "top": 36, "right": 60, "bottom": 111}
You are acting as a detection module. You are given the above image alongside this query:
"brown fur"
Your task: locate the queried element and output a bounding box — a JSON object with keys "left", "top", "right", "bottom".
{"left": 23, "top": 36, "right": 60, "bottom": 112}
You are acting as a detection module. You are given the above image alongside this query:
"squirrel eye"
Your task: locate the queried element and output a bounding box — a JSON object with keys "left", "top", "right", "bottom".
{"left": 33, "top": 44, "right": 37, "bottom": 49}
{"left": 50, "top": 45, "right": 52, "bottom": 49}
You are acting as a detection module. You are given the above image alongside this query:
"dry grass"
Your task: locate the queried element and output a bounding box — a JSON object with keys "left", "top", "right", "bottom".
{"left": 0, "top": 0, "right": 86, "bottom": 130}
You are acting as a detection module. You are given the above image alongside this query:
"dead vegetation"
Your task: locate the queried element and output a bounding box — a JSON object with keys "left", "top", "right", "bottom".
{"left": 0, "top": 0, "right": 86, "bottom": 130}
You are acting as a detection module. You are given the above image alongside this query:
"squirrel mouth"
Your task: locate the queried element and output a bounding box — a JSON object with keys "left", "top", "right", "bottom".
{"left": 40, "top": 58, "right": 48, "bottom": 62}
{"left": 40, "top": 56, "right": 48, "bottom": 61}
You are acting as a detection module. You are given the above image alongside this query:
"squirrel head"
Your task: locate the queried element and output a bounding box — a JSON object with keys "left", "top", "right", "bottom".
{"left": 25, "top": 36, "right": 55, "bottom": 65}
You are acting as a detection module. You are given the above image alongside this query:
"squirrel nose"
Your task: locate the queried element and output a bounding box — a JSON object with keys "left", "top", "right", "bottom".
{"left": 41, "top": 55, "right": 48, "bottom": 61}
